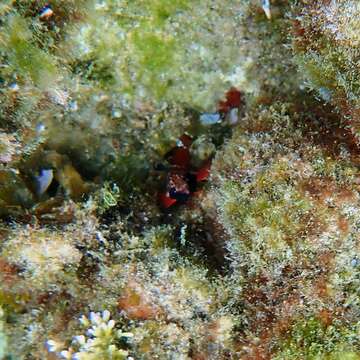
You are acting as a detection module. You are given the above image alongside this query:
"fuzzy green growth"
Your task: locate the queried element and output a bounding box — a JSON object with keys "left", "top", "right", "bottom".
{"left": 3, "top": 15, "right": 58, "bottom": 89}
{"left": 65, "top": 0, "right": 272, "bottom": 110}
{"left": 291, "top": 1, "right": 360, "bottom": 136}
{"left": 97, "top": 182, "right": 123, "bottom": 214}
{"left": 217, "top": 161, "right": 314, "bottom": 275}
{"left": 131, "top": 31, "right": 177, "bottom": 99}
{"left": 274, "top": 317, "right": 360, "bottom": 360}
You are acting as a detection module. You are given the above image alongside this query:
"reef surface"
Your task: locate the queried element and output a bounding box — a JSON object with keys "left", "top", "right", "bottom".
{"left": 0, "top": 1, "right": 360, "bottom": 359}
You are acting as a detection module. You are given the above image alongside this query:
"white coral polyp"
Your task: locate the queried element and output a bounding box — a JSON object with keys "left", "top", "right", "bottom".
{"left": 47, "top": 311, "right": 132, "bottom": 359}
{"left": 102, "top": 310, "right": 111, "bottom": 322}
{"left": 89, "top": 312, "right": 102, "bottom": 325}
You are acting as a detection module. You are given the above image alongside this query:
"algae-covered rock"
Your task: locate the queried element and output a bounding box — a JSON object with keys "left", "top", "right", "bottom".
{"left": 62, "top": 0, "right": 301, "bottom": 111}
{"left": 0, "top": 169, "right": 35, "bottom": 216}
{"left": 2, "top": 0, "right": 360, "bottom": 359}
{"left": 210, "top": 103, "right": 360, "bottom": 358}
{"left": 290, "top": 0, "right": 360, "bottom": 141}
{"left": 2, "top": 226, "right": 82, "bottom": 288}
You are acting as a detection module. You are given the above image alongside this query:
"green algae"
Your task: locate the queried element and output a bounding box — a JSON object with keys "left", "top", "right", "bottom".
{"left": 274, "top": 317, "right": 360, "bottom": 360}
{"left": 3, "top": 15, "right": 58, "bottom": 89}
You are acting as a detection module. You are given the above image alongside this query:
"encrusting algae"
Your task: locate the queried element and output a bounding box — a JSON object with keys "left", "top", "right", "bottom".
{"left": 1, "top": 1, "right": 360, "bottom": 359}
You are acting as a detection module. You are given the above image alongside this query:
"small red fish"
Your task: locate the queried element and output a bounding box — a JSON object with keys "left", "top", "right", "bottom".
{"left": 178, "top": 134, "right": 192, "bottom": 148}
{"left": 167, "top": 172, "right": 191, "bottom": 202}
{"left": 218, "top": 87, "right": 242, "bottom": 114}
{"left": 166, "top": 134, "right": 192, "bottom": 170}
{"left": 196, "top": 161, "right": 211, "bottom": 182}
{"left": 159, "top": 134, "right": 212, "bottom": 209}
{"left": 158, "top": 192, "right": 177, "bottom": 208}
{"left": 168, "top": 147, "right": 190, "bottom": 169}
